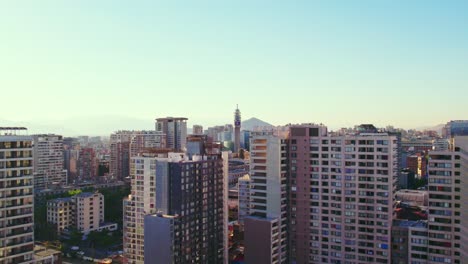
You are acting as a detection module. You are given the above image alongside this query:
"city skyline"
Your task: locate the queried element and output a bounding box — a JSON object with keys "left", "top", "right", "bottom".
{"left": 1, "top": 1, "right": 467, "bottom": 135}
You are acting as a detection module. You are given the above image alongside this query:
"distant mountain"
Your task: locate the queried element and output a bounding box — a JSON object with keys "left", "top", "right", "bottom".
{"left": 415, "top": 124, "right": 445, "bottom": 134}
{"left": 242, "top": 117, "right": 273, "bottom": 131}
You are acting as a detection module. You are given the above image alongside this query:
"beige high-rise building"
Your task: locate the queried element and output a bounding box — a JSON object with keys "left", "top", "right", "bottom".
{"left": 0, "top": 128, "right": 35, "bottom": 263}
{"left": 32, "top": 134, "right": 67, "bottom": 189}
{"left": 73, "top": 192, "right": 104, "bottom": 234}
{"left": 123, "top": 151, "right": 179, "bottom": 264}
{"left": 244, "top": 130, "right": 289, "bottom": 264}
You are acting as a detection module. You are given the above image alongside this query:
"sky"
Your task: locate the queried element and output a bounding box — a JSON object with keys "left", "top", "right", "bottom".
{"left": 1, "top": 1, "right": 467, "bottom": 136}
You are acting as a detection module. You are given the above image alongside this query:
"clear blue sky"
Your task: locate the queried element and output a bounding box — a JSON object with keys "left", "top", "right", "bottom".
{"left": 1, "top": 1, "right": 467, "bottom": 135}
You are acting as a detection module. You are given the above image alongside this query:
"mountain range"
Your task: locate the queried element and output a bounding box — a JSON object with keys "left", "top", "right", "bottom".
{"left": 242, "top": 117, "right": 274, "bottom": 131}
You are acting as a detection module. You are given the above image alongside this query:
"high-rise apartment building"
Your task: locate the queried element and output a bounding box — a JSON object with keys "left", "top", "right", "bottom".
{"left": 426, "top": 136, "right": 468, "bottom": 264}
{"left": 155, "top": 117, "right": 188, "bottom": 151}
{"left": 124, "top": 151, "right": 185, "bottom": 264}
{"left": 244, "top": 130, "right": 289, "bottom": 264}
{"left": 238, "top": 174, "right": 251, "bottom": 224}
{"left": 32, "top": 134, "right": 67, "bottom": 189}
{"left": 288, "top": 124, "right": 399, "bottom": 264}
{"left": 124, "top": 137, "right": 228, "bottom": 264}
{"left": 78, "top": 147, "right": 97, "bottom": 180}
{"left": 391, "top": 220, "right": 428, "bottom": 264}
{"left": 0, "top": 127, "right": 35, "bottom": 263}
{"left": 442, "top": 120, "right": 468, "bottom": 138}
{"left": 110, "top": 131, "right": 133, "bottom": 180}
{"left": 111, "top": 130, "right": 166, "bottom": 180}
{"left": 129, "top": 131, "right": 165, "bottom": 158}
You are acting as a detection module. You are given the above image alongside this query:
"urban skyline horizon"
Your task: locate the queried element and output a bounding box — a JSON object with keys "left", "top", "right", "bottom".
{"left": 0, "top": 112, "right": 450, "bottom": 137}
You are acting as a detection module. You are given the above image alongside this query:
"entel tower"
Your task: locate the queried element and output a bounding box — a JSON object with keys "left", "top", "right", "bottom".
{"left": 234, "top": 105, "right": 241, "bottom": 152}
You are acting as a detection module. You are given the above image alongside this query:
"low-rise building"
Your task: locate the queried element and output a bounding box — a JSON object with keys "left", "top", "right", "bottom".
{"left": 47, "top": 192, "right": 117, "bottom": 235}
{"left": 34, "top": 245, "right": 62, "bottom": 264}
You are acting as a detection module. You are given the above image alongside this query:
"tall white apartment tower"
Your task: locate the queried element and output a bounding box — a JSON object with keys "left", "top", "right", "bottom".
{"left": 123, "top": 151, "right": 185, "bottom": 264}
{"left": 0, "top": 127, "right": 35, "bottom": 263}
{"left": 32, "top": 134, "right": 67, "bottom": 189}
{"left": 244, "top": 130, "right": 289, "bottom": 264}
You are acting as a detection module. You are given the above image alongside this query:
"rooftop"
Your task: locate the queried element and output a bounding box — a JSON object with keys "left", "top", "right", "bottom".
{"left": 48, "top": 197, "right": 72, "bottom": 204}
{"left": 74, "top": 192, "right": 101, "bottom": 198}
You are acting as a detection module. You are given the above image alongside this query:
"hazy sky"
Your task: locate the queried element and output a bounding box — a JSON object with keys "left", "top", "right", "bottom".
{"left": 1, "top": 1, "right": 467, "bottom": 135}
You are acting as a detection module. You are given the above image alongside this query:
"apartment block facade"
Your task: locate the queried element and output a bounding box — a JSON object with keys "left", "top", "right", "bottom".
{"left": 0, "top": 130, "right": 35, "bottom": 263}
{"left": 125, "top": 137, "right": 228, "bottom": 264}
{"left": 32, "top": 134, "right": 67, "bottom": 189}
{"left": 155, "top": 117, "right": 187, "bottom": 151}
{"left": 244, "top": 131, "right": 288, "bottom": 264}
{"left": 47, "top": 192, "right": 113, "bottom": 235}
{"left": 288, "top": 124, "right": 399, "bottom": 264}
{"left": 426, "top": 136, "right": 468, "bottom": 264}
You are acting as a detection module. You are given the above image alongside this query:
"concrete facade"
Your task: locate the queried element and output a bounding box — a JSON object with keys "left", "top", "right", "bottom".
{"left": 32, "top": 134, "right": 67, "bottom": 189}
{"left": 0, "top": 132, "right": 35, "bottom": 263}
{"left": 288, "top": 124, "right": 398, "bottom": 264}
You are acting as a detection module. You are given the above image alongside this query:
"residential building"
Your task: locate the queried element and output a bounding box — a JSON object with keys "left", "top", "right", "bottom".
{"left": 228, "top": 158, "right": 249, "bottom": 188}
{"left": 407, "top": 152, "right": 428, "bottom": 178}
{"left": 110, "top": 131, "right": 133, "bottom": 180}
{"left": 33, "top": 244, "right": 62, "bottom": 264}
{"left": 129, "top": 131, "right": 165, "bottom": 158}
{"left": 288, "top": 124, "right": 399, "bottom": 264}
{"left": 391, "top": 220, "right": 428, "bottom": 264}
{"left": 244, "top": 130, "right": 288, "bottom": 264}
{"left": 398, "top": 169, "right": 416, "bottom": 189}
{"left": 47, "top": 192, "right": 115, "bottom": 235}
{"left": 433, "top": 138, "right": 450, "bottom": 151}
{"left": 402, "top": 139, "right": 433, "bottom": 152}
{"left": 73, "top": 192, "right": 105, "bottom": 234}
{"left": 0, "top": 127, "right": 35, "bottom": 263}
{"left": 238, "top": 174, "right": 251, "bottom": 224}
{"left": 77, "top": 148, "right": 97, "bottom": 180}
{"left": 32, "top": 134, "right": 67, "bottom": 189}
{"left": 124, "top": 151, "right": 184, "bottom": 264}
{"left": 126, "top": 137, "right": 228, "bottom": 264}
{"left": 47, "top": 198, "right": 73, "bottom": 233}
{"left": 155, "top": 117, "right": 188, "bottom": 151}
{"left": 192, "top": 125, "right": 204, "bottom": 135}
{"left": 426, "top": 136, "right": 468, "bottom": 264}
{"left": 442, "top": 120, "right": 468, "bottom": 138}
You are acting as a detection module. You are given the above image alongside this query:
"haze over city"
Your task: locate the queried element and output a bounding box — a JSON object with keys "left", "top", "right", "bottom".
{"left": 1, "top": 1, "right": 468, "bottom": 136}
